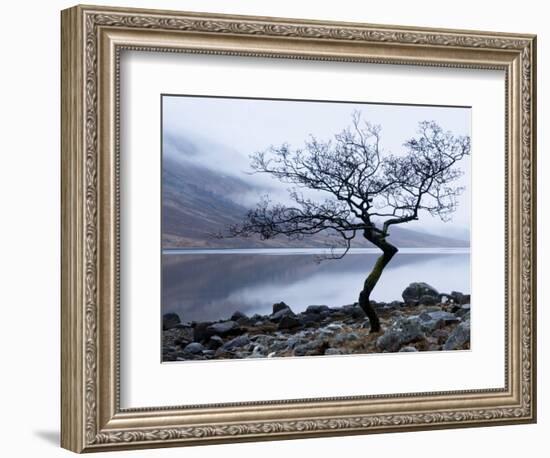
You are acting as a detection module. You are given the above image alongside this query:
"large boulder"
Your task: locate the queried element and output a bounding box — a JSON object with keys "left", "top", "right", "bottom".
{"left": 193, "top": 321, "right": 213, "bottom": 342}
{"left": 278, "top": 315, "right": 302, "bottom": 330}
{"left": 376, "top": 329, "right": 402, "bottom": 352}
{"left": 376, "top": 317, "right": 425, "bottom": 352}
{"left": 230, "top": 310, "right": 249, "bottom": 322}
{"left": 270, "top": 305, "right": 295, "bottom": 322}
{"left": 272, "top": 302, "right": 290, "bottom": 314}
{"left": 206, "top": 335, "right": 224, "bottom": 350}
{"left": 300, "top": 313, "right": 322, "bottom": 326}
{"left": 341, "top": 304, "right": 366, "bottom": 320}
{"left": 183, "top": 342, "right": 204, "bottom": 355}
{"left": 162, "top": 313, "right": 181, "bottom": 330}
{"left": 451, "top": 291, "right": 471, "bottom": 305}
{"left": 418, "top": 311, "right": 460, "bottom": 332}
{"left": 207, "top": 320, "right": 241, "bottom": 337}
{"left": 419, "top": 295, "right": 437, "bottom": 306}
{"left": 443, "top": 321, "right": 471, "bottom": 350}
{"left": 193, "top": 320, "right": 241, "bottom": 342}
{"left": 305, "top": 305, "right": 330, "bottom": 314}
{"left": 221, "top": 335, "right": 251, "bottom": 351}
{"left": 402, "top": 282, "right": 440, "bottom": 306}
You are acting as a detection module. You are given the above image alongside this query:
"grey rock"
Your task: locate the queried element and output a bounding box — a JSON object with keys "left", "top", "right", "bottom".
{"left": 183, "top": 342, "right": 204, "bottom": 354}
{"left": 270, "top": 339, "right": 293, "bottom": 352}
{"left": 421, "top": 305, "right": 444, "bottom": 313}
{"left": 341, "top": 304, "right": 366, "bottom": 319}
{"left": 376, "top": 330, "right": 402, "bottom": 352}
{"left": 402, "top": 282, "right": 439, "bottom": 305}
{"left": 250, "top": 313, "right": 265, "bottom": 321}
{"left": 455, "top": 303, "right": 471, "bottom": 318}
{"left": 286, "top": 336, "right": 301, "bottom": 349}
{"left": 301, "top": 313, "right": 322, "bottom": 325}
{"left": 234, "top": 351, "right": 251, "bottom": 359}
{"left": 427, "top": 310, "right": 461, "bottom": 323}
{"left": 377, "top": 317, "right": 425, "bottom": 352}
{"left": 399, "top": 346, "right": 418, "bottom": 352}
{"left": 418, "top": 311, "right": 460, "bottom": 331}
{"left": 294, "top": 340, "right": 328, "bottom": 356}
{"left": 221, "top": 335, "right": 251, "bottom": 351}
{"left": 318, "top": 328, "right": 336, "bottom": 338}
{"left": 230, "top": 311, "right": 248, "bottom": 322}
{"left": 451, "top": 291, "right": 471, "bottom": 305}
{"left": 272, "top": 302, "right": 290, "bottom": 314}
{"left": 163, "top": 313, "right": 181, "bottom": 330}
{"left": 305, "top": 305, "right": 330, "bottom": 314}
{"left": 206, "top": 335, "right": 224, "bottom": 350}
{"left": 193, "top": 321, "right": 213, "bottom": 342}
{"left": 214, "top": 347, "right": 231, "bottom": 358}
{"left": 278, "top": 315, "right": 302, "bottom": 330}
{"left": 324, "top": 348, "right": 344, "bottom": 356}
{"left": 250, "top": 334, "right": 269, "bottom": 342}
{"left": 194, "top": 320, "right": 241, "bottom": 342}
{"left": 249, "top": 345, "right": 267, "bottom": 358}
{"left": 207, "top": 320, "right": 241, "bottom": 337}
{"left": 334, "top": 332, "right": 359, "bottom": 345}
{"left": 326, "top": 323, "right": 344, "bottom": 331}
{"left": 419, "top": 294, "right": 437, "bottom": 306}
{"left": 432, "top": 328, "right": 451, "bottom": 343}
{"left": 375, "top": 302, "right": 400, "bottom": 311}
{"left": 360, "top": 319, "right": 372, "bottom": 329}
{"left": 398, "top": 317, "right": 426, "bottom": 342}
{"left": 174, "top": 323, "right": 191, "bottom": 329}
{"left": 174, "top": 338, "right": 190, "bottom": 347}
{"left": 444, "top": 321, "right": 471, "bottom": 350}
{"left": 270, "top": 307, "right": 295, "bottom": 322}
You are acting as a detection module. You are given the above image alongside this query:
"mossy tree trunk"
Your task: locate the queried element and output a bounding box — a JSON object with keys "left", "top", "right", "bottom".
{"left": 358, "top": 234, "right": 398, "bottom": 333}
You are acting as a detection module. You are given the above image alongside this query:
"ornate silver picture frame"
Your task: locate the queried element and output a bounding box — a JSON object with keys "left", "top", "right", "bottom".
{"left": 61, "top": 4, "right": 536, "bottom": 453}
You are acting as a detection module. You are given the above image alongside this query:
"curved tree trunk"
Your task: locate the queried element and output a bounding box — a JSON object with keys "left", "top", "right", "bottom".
{"left": 358, "top": 237, "right": 398, "bottom": 333}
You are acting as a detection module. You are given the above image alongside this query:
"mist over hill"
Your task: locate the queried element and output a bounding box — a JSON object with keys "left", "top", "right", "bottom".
{"left": 162, "top": 156, "right": 469, "bottom": 250}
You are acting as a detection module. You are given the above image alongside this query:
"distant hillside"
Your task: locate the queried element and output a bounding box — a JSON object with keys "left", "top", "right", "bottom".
{"left": 162, "top": 156, "right": 469, "bottom": 249}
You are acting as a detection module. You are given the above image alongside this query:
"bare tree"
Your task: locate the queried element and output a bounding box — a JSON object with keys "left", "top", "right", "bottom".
{"left": 226, "top": 112, "right": 470, "bottom": 332}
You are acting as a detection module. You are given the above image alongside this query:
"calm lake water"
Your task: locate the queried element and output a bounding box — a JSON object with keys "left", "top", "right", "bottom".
{"left": 161, "top": 248, "right": 470, "bottom": 323}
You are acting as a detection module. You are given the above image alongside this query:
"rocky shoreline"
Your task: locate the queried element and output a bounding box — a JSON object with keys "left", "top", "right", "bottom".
{"left": 162, "top": 282, "right": 471, "bottom": 361}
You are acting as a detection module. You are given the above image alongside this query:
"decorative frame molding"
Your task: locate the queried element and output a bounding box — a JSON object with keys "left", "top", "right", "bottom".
{"left": 61, "top": 4, "right": 536, "bottom": 453}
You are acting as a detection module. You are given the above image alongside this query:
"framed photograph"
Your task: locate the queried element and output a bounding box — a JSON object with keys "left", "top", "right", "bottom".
{"left": 61, "top": 4, "right": 537, "bottom": 453}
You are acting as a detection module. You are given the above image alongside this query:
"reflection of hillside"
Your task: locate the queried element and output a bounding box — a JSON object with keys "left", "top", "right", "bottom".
{"left": 162, "top": 157, "right": 469, "bottom": 249}
{"left": 162, "top": 253, "right": 462, "bottom": 322}
{"left": 162, "top": 254, "right": 319, "bottom": 320}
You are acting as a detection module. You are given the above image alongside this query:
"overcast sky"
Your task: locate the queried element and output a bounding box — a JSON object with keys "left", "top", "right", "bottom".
{"left": 162, "top": 95, "right": 471, "bottom": 240}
